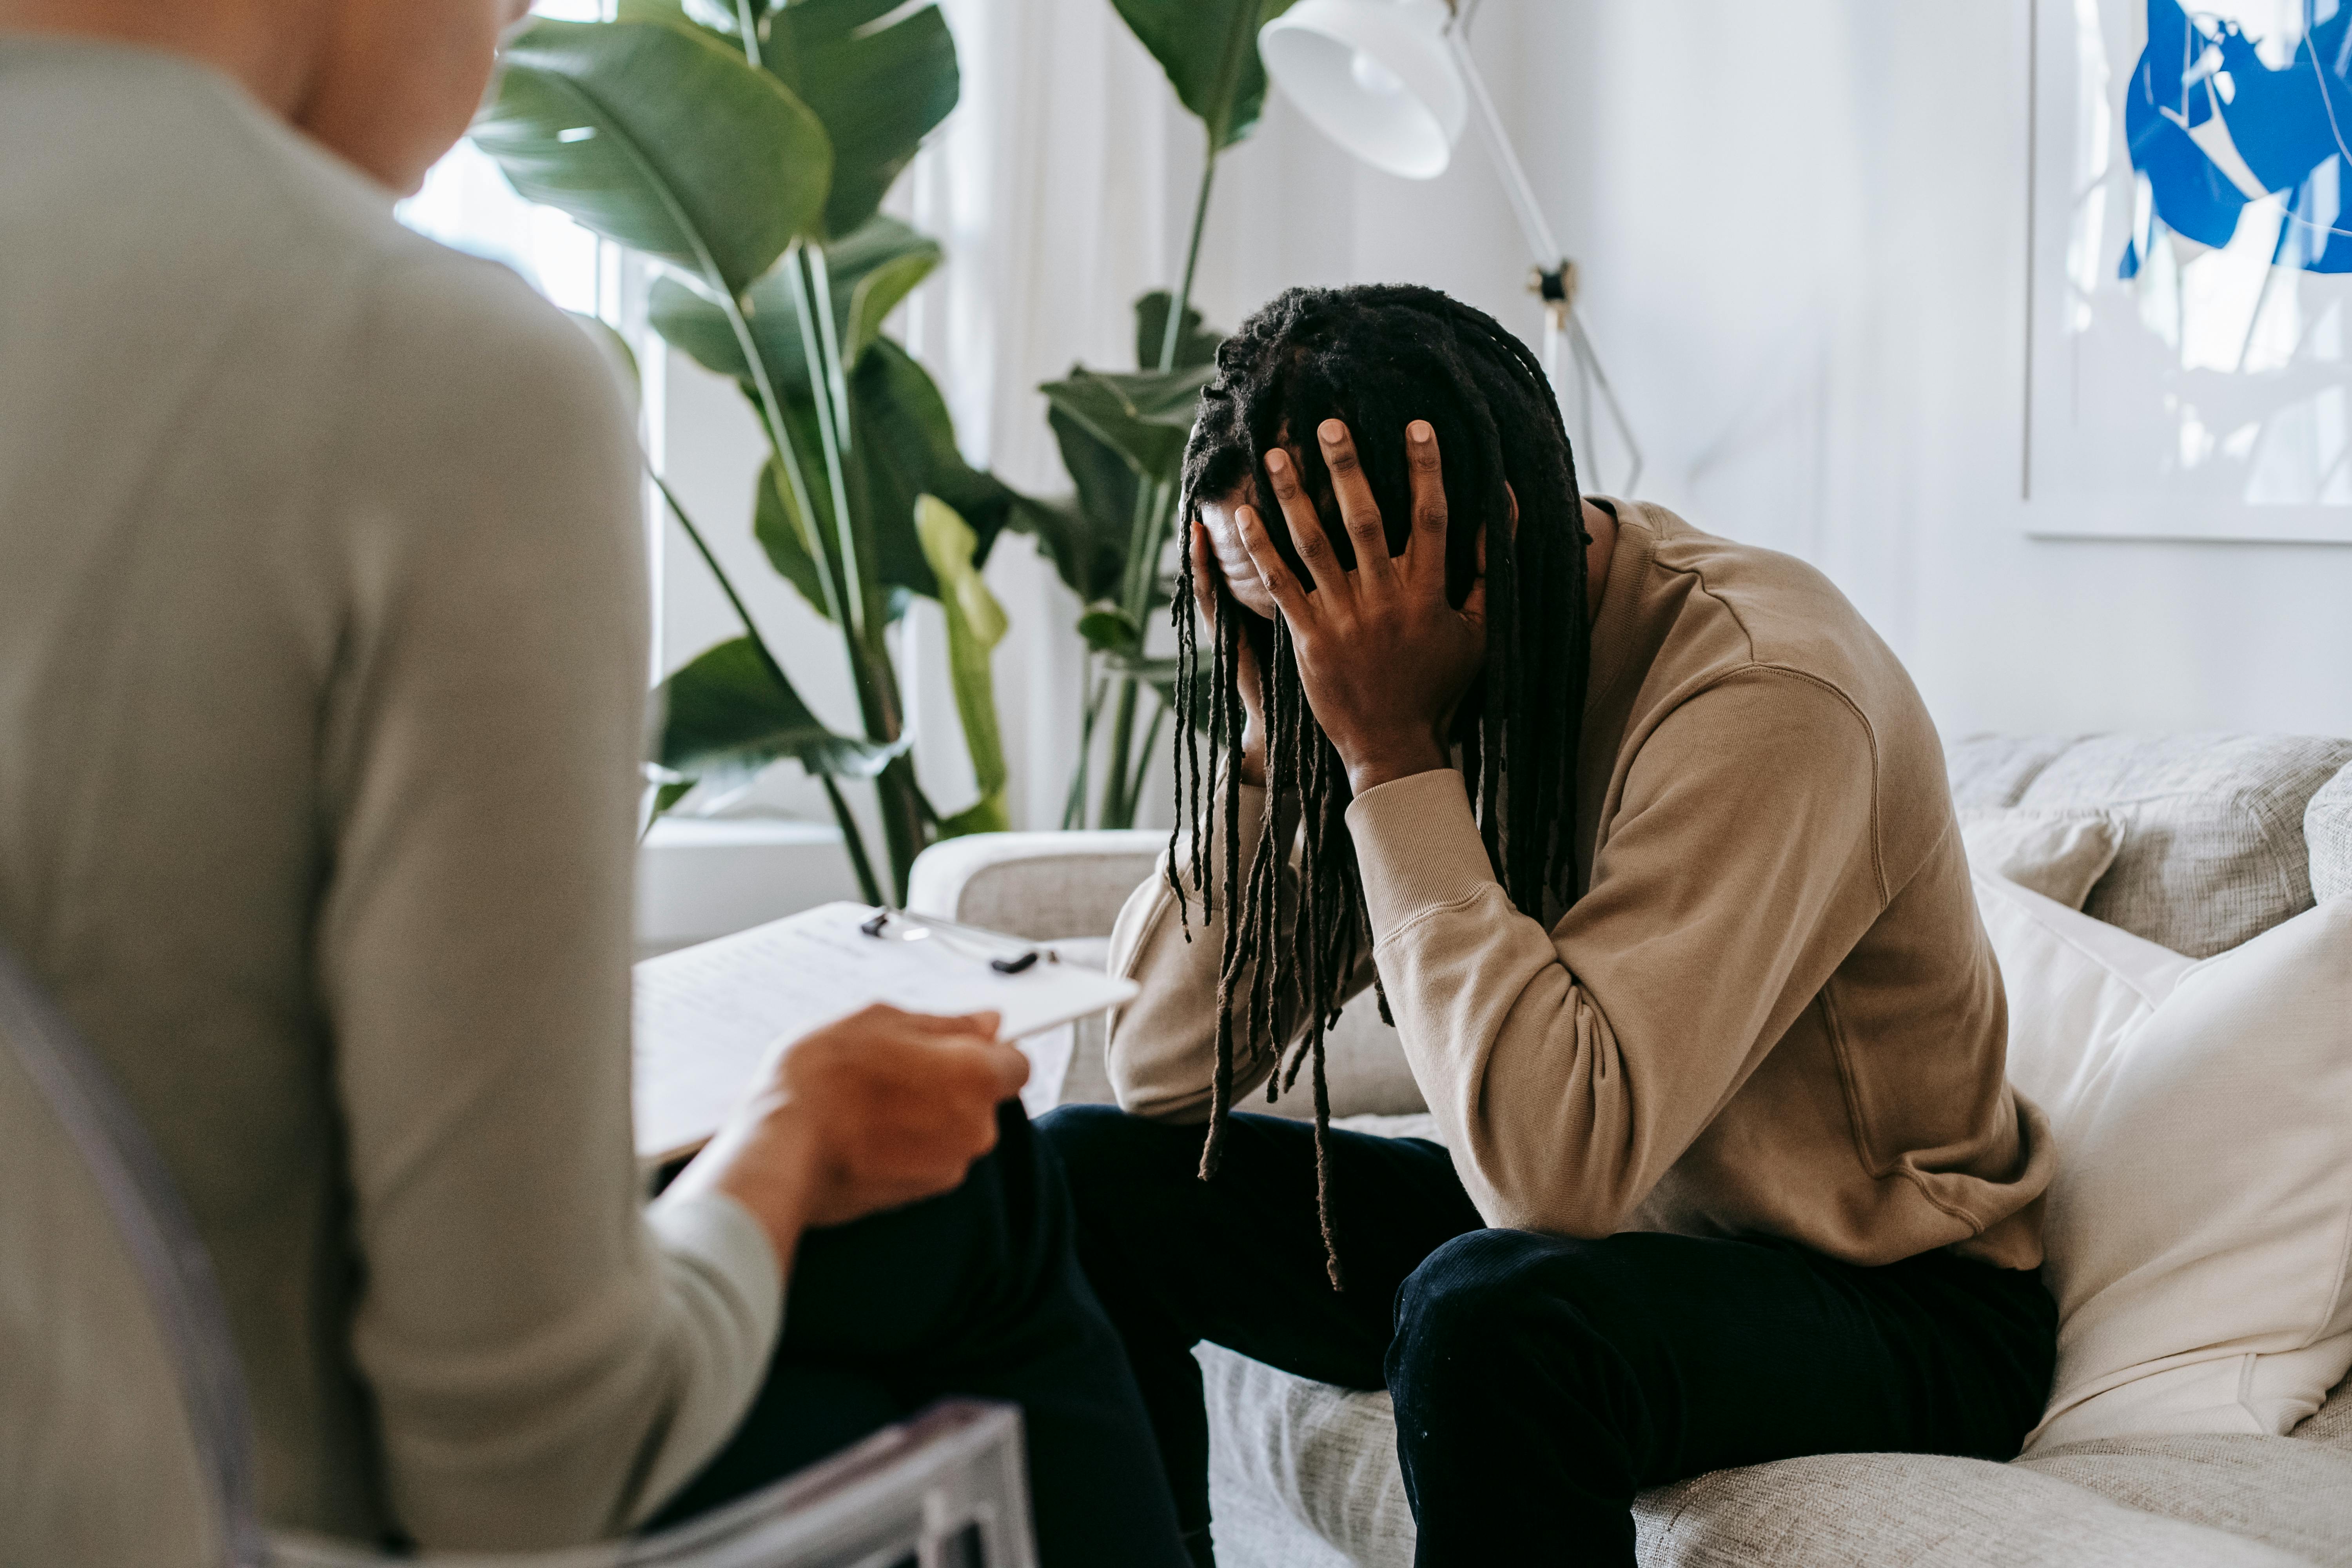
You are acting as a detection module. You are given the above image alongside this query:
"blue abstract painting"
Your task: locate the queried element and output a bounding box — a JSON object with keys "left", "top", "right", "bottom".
{"left": 2026, "top": 0, "right": 2352, "bottom": 534}
{"left": 2122, "top": 0, "right": 2352, "bottom": 275}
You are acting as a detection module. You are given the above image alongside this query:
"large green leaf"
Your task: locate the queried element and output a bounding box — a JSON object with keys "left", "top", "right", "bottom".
{"left": 1134, "top": 289, "right": 1222, "bottom": 372}
{"left": 774, "top": 0, "right": 960, "bottom": 238}
{"left": 474, "top": 18, "right": 831, "bottom": 296}
{"left": 850, "top": 339, "right": 1018, "bottom": 600}
{"left": 914, "top": 496, "right": 1011, "bottom": 838}
{"left": 751, "top": 454, "right": 830, "bottom": 614}
{"left": 655, "top": 635, "right": 908, "bottom": 787}
{"left": 685, "top": 0, "right": 956, "bottom": 237}
{"left": 1076, "top": 601, "right": 1144, "bottom": 658}
{"left": 1037, "top": 409, "right": 1136, "bottom": 603}
{"left": 1111, "top": 0, "right": 1298, "bottom": 149}
{"left": 1039, "top": 362, "right": 1215, "bottom": 485}
{"left": 724, "top": 338, "right": 1020, "bottom": 617}
{"left": 649, "top": 215, "right": 941, "bottom": 396}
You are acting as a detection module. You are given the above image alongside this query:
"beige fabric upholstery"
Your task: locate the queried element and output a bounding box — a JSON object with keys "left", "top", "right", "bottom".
{"left": 906, "top": 830, "right": 1163, "bottom": 942}
{"left": 2021, "top": 1433, "right": 2352, "bottom": 1566}
{"left": 1634, "top": 1452, "right": 2306, "bottom": 1567}
{"left": 2299, "top": 1372, "right": 2352, "bottom": 1452}
{"left": 1945, "top": 733, "right": 2352, "bottom": 956}
{"left": 2311, "top": 764, "right": 2352, "bottom": 903}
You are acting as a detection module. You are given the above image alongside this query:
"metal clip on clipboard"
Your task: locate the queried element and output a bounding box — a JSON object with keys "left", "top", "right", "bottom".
{"left": 857, "top": 909, "right": 1059, "bottom": 975}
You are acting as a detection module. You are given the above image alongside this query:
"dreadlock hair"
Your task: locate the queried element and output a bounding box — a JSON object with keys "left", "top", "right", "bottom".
{"left": 1164, "top": 283, "right": 1592, "bottom": 1290}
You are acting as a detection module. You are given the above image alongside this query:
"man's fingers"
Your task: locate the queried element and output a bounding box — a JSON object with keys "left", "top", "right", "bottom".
{"left": 1317, "top": 419, "right": 1392, "bottom": 589}
{"left": 1234, "top": 498, "right": 1316, "bottom": 622}
{"left": 1402, "top": 419, "right": 1449, "bottom": 595}
{"left": 1263, "top": 448, "right": 1347, "bottom": 610}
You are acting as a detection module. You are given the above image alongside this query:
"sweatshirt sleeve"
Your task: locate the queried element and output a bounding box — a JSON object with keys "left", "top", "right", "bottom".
{"left": 1105, "top": 780, "right": 1376, "bottom": 1122}
{"left": 312, "top": 255, "right": 778, "bottom": 1549}
{"left": 1344, "top": 668, "right": 1884, "bottom": 1237}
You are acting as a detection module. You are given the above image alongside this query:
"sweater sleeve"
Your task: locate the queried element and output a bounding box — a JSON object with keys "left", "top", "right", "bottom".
{"left": 1344, "top": 669, "right": 1885, "bottom": 1237}
{"left": 1104, "top": 780, "right": 1376, "bottom": 1122}
{"left": 312, "top": 255, "right": 777, "bottom": 1548}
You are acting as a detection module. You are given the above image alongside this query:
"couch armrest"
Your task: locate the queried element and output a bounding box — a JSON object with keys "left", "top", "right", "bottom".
{"left": 906, "top": 831, "right": 1164, "bottom": 941}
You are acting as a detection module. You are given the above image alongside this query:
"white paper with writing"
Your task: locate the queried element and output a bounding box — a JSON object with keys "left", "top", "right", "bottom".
{"left": 633, "top": 902, "right": 1134, "bottom": 1162}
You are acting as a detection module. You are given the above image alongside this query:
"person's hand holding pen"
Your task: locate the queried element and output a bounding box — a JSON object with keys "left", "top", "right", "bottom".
{"left": 667, "top": 1004, "right": 1030, "bottom": 1265}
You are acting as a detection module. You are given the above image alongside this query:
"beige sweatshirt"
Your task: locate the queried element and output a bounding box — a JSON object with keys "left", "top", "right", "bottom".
{"left": 0, "top": 42, "right": 776, "bottom": 1549}
{"left": 1109, "top": 501, "right": 2053, "bottom": 1270}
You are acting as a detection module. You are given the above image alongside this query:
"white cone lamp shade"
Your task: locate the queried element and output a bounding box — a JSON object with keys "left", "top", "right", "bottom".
{"left": 1258, "top": 0, "right": 1466, "bottom": 180}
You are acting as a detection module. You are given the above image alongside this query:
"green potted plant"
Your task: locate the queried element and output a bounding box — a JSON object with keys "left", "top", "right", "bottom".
{"left": 474, "top": 0, "right": 1036, "bottom": 904}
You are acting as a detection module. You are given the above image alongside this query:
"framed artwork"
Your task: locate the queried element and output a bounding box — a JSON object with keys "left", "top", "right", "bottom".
{"left": 2026, "top": 0, "right": 2352, "bottom": 542}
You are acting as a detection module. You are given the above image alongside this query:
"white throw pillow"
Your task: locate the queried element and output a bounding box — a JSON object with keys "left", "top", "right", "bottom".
{"left": 1974, "top": 873, "right": 2188, "bottom": 1144}
{"left": 1975, "top": 876, "right": 2352, "bottom": 1452}
{"left": 1960, "top": 807, "right": 2125, "bottom": 911}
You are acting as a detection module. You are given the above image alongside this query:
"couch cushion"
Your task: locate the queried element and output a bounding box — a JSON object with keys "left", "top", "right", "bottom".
{"left": 1198, "top": 1342, "right": 2305, "bottom": 1568}
{"left": 2021, "top": 1434, "right": 2352, "bottom": 1567}
{"left": 2298, "top": 1371, "right": 2352, "bottom": 1454}
{"left": 2312, "top": 763, "right": 2352, "bottom": 903}
{"left": 1959, "top": 806, "right": 2125, "bottom": 909}
{"left": 1637, "top": 1450, "right": 2304, "bottom": 1567}
{"left": 1948, "top": 733, "right": 2352, "bottom": 956}
{"left": 1947, "top": 733, "right": 2091, "bottom": 808}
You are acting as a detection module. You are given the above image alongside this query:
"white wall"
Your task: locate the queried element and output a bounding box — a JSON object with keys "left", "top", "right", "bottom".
{"left": 1485, "top": 0, "right": 2352, "bottom": 739}
{"left": 653, "top": 0, "right": 2352, "bottom": 909}
{"left": 1173, "top": 0, "right": 2352, "bottom": 743}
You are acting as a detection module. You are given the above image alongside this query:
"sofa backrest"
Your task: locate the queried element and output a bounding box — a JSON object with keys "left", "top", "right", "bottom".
{"left": 2311, "top": 766, "right": 2352, "bottom": 904}
{"left": 1948, "top": 733, "right": 2352, "bottom": 957}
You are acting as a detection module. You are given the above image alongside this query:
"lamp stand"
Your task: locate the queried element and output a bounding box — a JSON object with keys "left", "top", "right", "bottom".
{"left": 1445, "top": 24, "right": 1643, "bottom": 495}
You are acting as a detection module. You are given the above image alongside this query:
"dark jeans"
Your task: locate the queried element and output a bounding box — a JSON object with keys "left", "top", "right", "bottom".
{"left": 1038, "top": 1104, "right": 2058, "bottom": 1568}
{"left": 649, "top": 1103, "right": 1189, "bottom": 1568}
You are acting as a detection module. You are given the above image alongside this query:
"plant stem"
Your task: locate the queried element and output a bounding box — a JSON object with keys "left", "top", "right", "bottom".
{"left": 652, "top": 472, "right": 886, "bottom": 906}
{"left": 1063, "top": 671, "right": 1108, "bottom": 830}
{"left": 1129, "top": 695, "right": 1169, "bottom": 821}
{"left": 820, "top": 774, "right": 883, "bottom": 907}
{"left": 1101, "top": 676, "right": 1141, "bottom": 828}
{"left": 1158, "top": 143, "right": 1218, "bottom": 371}
{"left": 782, "top": 245, "right": 923, "bottom": 893}
{"left": 732, "top": 0, "right": 762, "bottom": 68}
{"left": 787, "top": 245, "right": 871, "bottom": 652}
{"left": 804, "top": 241, "right": 855, "bottom": 442}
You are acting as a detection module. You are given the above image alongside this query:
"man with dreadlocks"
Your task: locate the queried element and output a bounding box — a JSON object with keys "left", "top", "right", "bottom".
{"left": 1037, "top": 283, "right": 2056, "bottom": 1568}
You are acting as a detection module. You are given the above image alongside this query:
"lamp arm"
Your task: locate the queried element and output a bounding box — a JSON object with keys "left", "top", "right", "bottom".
{"left": 1443, "top": 26, "right": 1561, "bottom": 272}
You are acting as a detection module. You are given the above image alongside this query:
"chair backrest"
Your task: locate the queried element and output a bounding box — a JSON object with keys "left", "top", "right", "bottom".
{"left": 0, "top": 940, "right": 1036, "bottom": 1568}
{"left": 0, "top": 941, "right": 261, "bottom": 1568}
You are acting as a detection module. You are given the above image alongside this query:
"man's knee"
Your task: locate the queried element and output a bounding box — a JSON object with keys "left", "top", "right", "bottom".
{"left": 1035, "top": 1102, "right": 1205, "bottom": 1210}
{"left": 1388, "top": 1230, "right": 1625, "bottom": 1400}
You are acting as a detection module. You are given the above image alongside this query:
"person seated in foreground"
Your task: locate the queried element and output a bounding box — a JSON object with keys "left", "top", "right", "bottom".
{"left": 0, "top": 2, "right": 1186, "bottom": 1561}
{"left": 1037, "top": 283, "right": 2058, "bottom": 1568}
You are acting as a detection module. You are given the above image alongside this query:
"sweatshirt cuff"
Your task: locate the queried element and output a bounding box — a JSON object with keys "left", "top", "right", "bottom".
{"left": 1344, "top": 768, "right": 1499, "bottom": 938}
{"left": 644, "top": 1188, "right": 785, "bottom": 1341}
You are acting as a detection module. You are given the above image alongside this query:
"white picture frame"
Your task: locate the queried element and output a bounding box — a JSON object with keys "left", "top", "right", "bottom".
{"left": 2024, "top": 0, "right": 2352, "bottom": 544}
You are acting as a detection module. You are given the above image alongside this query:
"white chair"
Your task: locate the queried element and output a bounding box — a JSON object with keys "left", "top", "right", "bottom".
{"left": 0, "top": 942, "right": 1036, "bottom": 1568}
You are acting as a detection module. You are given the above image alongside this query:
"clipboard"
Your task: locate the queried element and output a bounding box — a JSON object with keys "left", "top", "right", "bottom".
{"left": 632, "top": 902, "right": 1138, "bottom": 1164}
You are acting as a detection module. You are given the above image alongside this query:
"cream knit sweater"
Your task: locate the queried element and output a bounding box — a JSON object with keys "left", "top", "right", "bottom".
{"left": 0, "top": 41, "right": 777, "bottom": 1550}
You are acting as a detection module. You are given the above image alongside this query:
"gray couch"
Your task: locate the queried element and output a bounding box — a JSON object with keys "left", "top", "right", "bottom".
{"left": 909, "top": 733, "right": 2352, "bottom": 1566}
